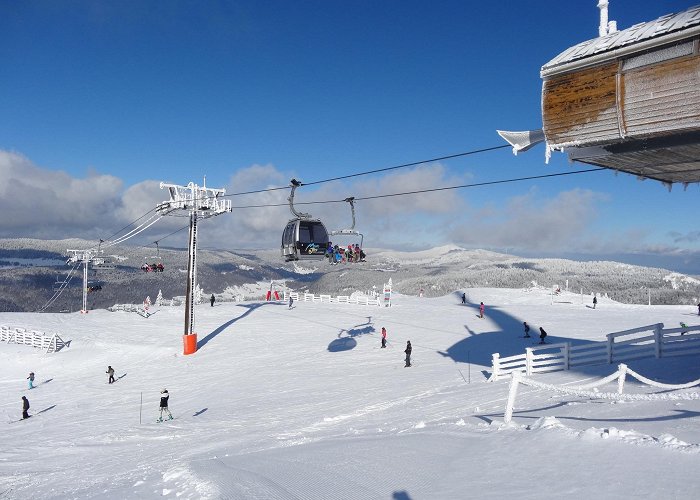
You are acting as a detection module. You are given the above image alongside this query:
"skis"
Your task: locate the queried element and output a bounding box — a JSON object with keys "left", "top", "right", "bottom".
{"left": 8, "top": 415, "right": 34, "bottom": 424}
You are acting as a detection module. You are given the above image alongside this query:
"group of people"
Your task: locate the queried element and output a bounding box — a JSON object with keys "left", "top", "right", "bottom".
{"left": 325, "top": 243, "right": 365, "bottom": 264}
{"left": 19, "top": 368, "right": 172, "bottom": 421}
{"left": 523, "top": 322, "right": 548, "bottom": 344}
{"left": 378, "top": 327, "right": 412, "bottom": 367}
{"left": 140, "top": 263, "right": 164, "bottom": 272}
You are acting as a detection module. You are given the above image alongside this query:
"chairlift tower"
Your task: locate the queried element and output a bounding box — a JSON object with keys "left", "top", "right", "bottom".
{"left": 157, "top": 179, "right": 231, "bottom": 355}
{"left": 66, "top": 249, "right": 97, "bottom": 313}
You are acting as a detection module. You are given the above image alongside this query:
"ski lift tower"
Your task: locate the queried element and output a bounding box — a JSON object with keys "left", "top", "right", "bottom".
{"left": 157, "top": 179, "right": 231, "bottom": 355}
{"left": 66, "top": 249, "right": 97, "bottom": 314}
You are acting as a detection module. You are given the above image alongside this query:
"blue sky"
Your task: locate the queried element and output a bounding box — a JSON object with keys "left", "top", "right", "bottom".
{"left": 2, "top": 0, "right": 699, "bottom": 274}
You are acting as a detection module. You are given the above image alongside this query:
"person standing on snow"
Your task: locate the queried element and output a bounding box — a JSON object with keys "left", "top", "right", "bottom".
{"left": 461, "top": 293, "right": 466, "bottom": 304}
{"left": 523, "top": 322, "right": 530, "bottom": 338}
{"left": 288, "top": 295, "right": 294, "bottom": 309}
{"left": 106, "top": 365, "right": 115, "bottom": 384}
{"left": 22, "top": 396, "right": 30, "bottom": 419}
{"left": 697, "top": 302, "right": 699, "bottom": 316}
{"left": 210, "top": 294, "right": 215, "bottom": 307}
{"left": 539, "top": 327, "right": 548, "bottom": 344}
{"left": 159, "top": 389, "right": 173, "bottom": 421}
{"left": 381, "top": 327, "right": 387, "bottom": 348}
{"left": 27, "top": 372, "right": 35, "bottom": 389}
{"left": 404, "top": 341, "right": 412, "bottom": 367}
{"left": 593, "top": 296, "right": 597, "bottom": 309}
{"left": 479, "top": 302, "right": 485, "bottom": 318}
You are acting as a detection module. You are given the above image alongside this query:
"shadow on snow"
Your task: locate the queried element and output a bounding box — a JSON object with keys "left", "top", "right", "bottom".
{"left": 197, "top": 302, "right": 270, "bottom": 350}
{"left": 328, "top": 316, "right": 375, "bottom": 352}
{"left": 439, "top": 291, "right": 695, "bottom": 383}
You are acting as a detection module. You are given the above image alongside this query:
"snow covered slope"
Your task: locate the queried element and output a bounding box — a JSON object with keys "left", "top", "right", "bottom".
{"left": 1, "top": 288, "right": 699, "bottom": 499}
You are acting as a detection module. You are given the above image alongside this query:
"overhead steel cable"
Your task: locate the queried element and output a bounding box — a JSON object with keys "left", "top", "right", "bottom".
{"left": 38, "top": 262, "right": 81, "bottom": 312}
{"left": 100, "top": 214, "right": 163, "bottom": 249}
{"left": 93, "top": 208, "right": 158, "bottom": 247}
{"left": 300, "top": 144, "right": 512, "bottom": 187}
{"left": 224, "top": 167, "right": 608, "bottom": 209}
{"left": 88, "top": 143, "right": 513, "bottom": 247}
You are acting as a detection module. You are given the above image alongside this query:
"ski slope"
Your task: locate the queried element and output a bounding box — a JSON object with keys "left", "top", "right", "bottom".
{"left": 1, "top": 287, "right": 699, "bottom": 499}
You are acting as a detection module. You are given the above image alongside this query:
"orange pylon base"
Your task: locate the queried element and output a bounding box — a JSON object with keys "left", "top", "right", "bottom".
{"left": 183, "top": 334, "right": 198, "bottom": 355}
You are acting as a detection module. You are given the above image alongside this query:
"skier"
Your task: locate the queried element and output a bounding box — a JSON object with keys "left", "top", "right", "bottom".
{"left": 523, "top": 322, "right": 530, "bottom": 338}
{"left": 158, "top": 389, "right": 173, "bottom": 422}
{"left": 680, "top": 322, "right": 688, "bottom": 335}
{"left": 697, "top": 302, "right": 699, "bottom": 316}
{"left": 27, "top": 372, "right": 35, "bottom": 389}
{"left": 22, "top": 396, "right": 30, "bottom": 419}
{"left": 210, "top": 294, "right": 215, "bottom": 307}
{"left": 593, "top": 296, "right": 597, "bottom": 309}
{"left": 461, "top": 293, "right": 466, "bottom": 304}
{"left": 479, "top": 302, "right": 485, "bottom": 318}
{"left": 288, "top": 295, "right": 294, "bottom": 309}
{"left": 404, "top": 340, "right": 412, "bottom": 367}
{"left": 539, "top": 327, "right": 548, "bottom": 344}
{"left": 381, "top": 327, "right": 387, "bottom": 348}
{"left": 106, "top": 365, "right": 115, "bottom": 384}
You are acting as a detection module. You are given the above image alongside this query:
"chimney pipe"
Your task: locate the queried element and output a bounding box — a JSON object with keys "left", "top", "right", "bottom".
{"left": 598, "top": 0, "right": 609, "bottom": 37}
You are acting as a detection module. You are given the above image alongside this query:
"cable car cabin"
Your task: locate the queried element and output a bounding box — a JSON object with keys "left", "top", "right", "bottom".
{"left": 541, "top": 4, "right": 700, "bottom": 186}
{"left": 281, "top": 219, "right": 330, "bottom": 261}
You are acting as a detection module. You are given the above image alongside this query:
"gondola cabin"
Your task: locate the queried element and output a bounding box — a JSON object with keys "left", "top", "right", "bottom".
{"left": 542, "top": 4, "right": 700, "bottom": 185}
{"left": 500, "top": 3, "right": 700, "bottom": 186}
{"left": 281, "top": 218, "right": 330, "bottom": 261}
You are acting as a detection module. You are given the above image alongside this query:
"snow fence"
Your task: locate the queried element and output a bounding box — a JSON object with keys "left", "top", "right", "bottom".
{"left": 503, "top": 363, "right": 700, "bottom": 424}
{"left": 490, "top": 323, "right": 700, "bottom": 381}
{"left": 0, "top": 325, "right": 67, "bottom": 353}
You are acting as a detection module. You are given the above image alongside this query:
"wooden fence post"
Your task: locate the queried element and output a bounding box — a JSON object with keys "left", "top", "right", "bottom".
{"left": 491, "top": 353, "right": 500, "bottom": 381}
{"left": 654, "top": 323, "right": 663, "bottom": 359}
{"left": 504, "top": 371, "right": 522, "bottom": 424}
{"left": 564, "top": 342, "right": 570, "bottom": 370}
{"left": 606, "top": 334, "right": 613, "bottom": 364}
{"left": 617, "top": 364, "right": 627, "bottom": 394}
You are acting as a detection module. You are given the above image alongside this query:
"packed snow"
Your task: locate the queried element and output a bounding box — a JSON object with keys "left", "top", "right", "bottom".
{"left": 1, "top": 287, "right": 699, "bottom": 499}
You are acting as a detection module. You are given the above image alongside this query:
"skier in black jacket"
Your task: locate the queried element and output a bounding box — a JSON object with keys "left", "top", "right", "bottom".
{"left": 22, "top": 396, "right": 30, "bottom": 419}
{"left": 539, "top": 327, "right": 548, "bottom": 344}
{"left": 404, "top": 341, "right": 412, "bottom": 367}
{"left": 159, "top": 389, "right": 173, "bottom": 422}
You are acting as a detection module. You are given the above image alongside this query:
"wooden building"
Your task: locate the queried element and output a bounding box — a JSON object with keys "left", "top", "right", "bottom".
{"left": 500, "top": 4, "right": 700, "bottom": 186}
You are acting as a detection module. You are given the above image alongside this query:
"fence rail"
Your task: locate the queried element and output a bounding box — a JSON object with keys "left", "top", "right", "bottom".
{"left": 0, "top": 325, "right": 67, "bottom": 353}
{"left": 108, "top": 304, "right": 151, "bottom": 317}
{"left": 284, "top": 291, "right": 381, "bottom": 307}
{"left": 490, "top": 323, "right": 700, "bottom": 381}
{"left": 503, "top": 363, "right": 700, "bottom": 423}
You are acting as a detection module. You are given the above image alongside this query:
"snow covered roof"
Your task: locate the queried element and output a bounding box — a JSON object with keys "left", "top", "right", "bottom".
{"left": 542, "top": 4, "right": 700, "bottom": 77}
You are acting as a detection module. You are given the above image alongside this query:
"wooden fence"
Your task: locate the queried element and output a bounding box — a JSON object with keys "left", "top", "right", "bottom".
{"left": 490, "top": 323, "right": 700, "bottom": 381}
{"left": 284, "top": 291, "right": 381, "bottom": 307}
{"left": 108, "top": 304, "right": 152, "bottom": 317}
{"left": 0, "top": 325, "right": 67, "bottom": 353}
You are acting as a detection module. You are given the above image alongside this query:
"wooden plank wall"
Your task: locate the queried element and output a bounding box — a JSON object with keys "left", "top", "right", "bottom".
{"left": 542, "top": 62, "right": 619, "bottom": 147}
{"left": 622, "top": 54, "right": 700, "bottom": 137}
{"left": 543, "top": 52, "right": 700, "bottom": 149}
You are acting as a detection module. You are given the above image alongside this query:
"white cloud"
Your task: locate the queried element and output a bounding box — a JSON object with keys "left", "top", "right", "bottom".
{"left": 450, "top": 188, "right": 608, "bottom": 252}
{"left": 0, "top": 150, "right": 124, "bottom": 239}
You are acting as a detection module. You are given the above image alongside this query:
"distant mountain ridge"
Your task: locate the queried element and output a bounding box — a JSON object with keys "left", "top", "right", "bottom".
{"left": 0, "top": 238, "right": 698, "bottom": 312}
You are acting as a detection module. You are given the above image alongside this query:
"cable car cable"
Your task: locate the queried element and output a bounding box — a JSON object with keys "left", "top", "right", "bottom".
{"left": 226, "top": 167, "right": 608, "bottom": 209}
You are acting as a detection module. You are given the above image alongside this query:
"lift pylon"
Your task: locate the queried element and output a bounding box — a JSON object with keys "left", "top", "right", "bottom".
{"left": 158, "top": 179, "right": 231, "bottom": 355}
